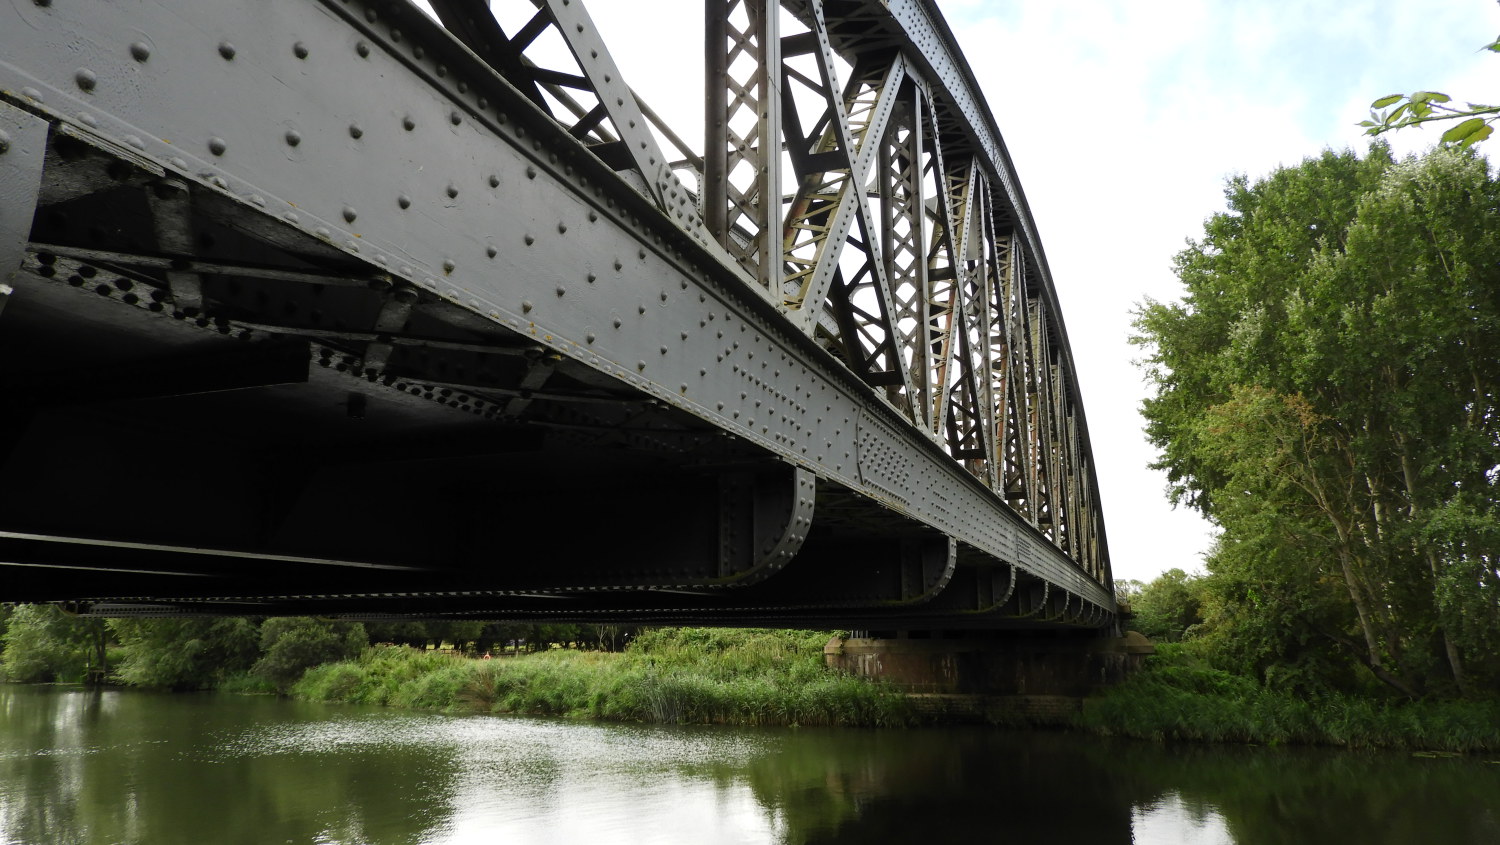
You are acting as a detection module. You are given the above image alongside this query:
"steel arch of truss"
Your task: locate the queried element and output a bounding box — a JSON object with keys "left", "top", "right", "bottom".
{"left": 342, "top": 0, "right": 1112, "bottom": 593}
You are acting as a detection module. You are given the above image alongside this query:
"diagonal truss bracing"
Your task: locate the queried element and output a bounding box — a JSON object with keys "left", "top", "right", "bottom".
{"left": 698, "top": 0, "right": 1111, "bottom": 585}
{"left": 405, "top": 0, "right": 1112, "bottom": 593}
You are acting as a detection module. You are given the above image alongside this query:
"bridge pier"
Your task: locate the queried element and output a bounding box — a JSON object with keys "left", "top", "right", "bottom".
{"left": 824, "top": 631, "right": 1153, "bottom": 705}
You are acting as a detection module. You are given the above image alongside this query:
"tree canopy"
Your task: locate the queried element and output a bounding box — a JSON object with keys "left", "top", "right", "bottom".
{"left": 1135, "top": 144, "right": 1500, "bottom": 697}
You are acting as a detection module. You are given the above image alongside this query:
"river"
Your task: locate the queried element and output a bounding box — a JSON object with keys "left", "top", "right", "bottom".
{"left": 2, "top": 684, "right": 1497, "bottom": 844}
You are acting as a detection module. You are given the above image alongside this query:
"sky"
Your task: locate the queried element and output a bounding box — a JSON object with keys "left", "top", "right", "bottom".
{"left": 935, "top": 0, "right": 1498, "bottom": 583}
{"left": 418, "top": 0, "right": 1498, "bottom": 584}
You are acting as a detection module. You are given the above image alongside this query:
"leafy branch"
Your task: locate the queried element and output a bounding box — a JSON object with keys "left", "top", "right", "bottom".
{"left": 1360, "top": 38, "right": 1500, "bottom": 148}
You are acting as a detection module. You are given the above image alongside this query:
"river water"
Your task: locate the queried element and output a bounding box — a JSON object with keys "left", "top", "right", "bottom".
{"left": 2, "top": 684, "right": 1498, "bottom": 844}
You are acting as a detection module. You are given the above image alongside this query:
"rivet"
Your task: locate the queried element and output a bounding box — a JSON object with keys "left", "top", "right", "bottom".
{"left": 522, "top": 300, "right": 534, "bottom": 313}
{"left": 526, "top": 165, "right": 537, "bottom": 179}
{"left": 446, "top": 183, "right": 459, "bottom": 199}
{"left": 315, "top": 227, "right": 330, "bottom": 237}
{"left": 557, "top": 221, "right": 567, "bottom": 234}
{"left": 398, "top": 194, "right": 411, "bottom": 209}
{"left": 218, "top": 41, "right": 236, "bottom": 60}
{"left": 443, "top": 259, "right": 456, "bottom": 273}
{"left": 125, "top": 135, "right": 145, "bottom": 150}
{"left": 637, "top": 361, "right": 647, "bottom": 372}
{"left": 488, "top": 174, "right": 499, "bottom": 188}
{"left": 349, "top": 123, "right": 363, "bottom": 139}
{"left": 586, "top": 333, "right": 595, "bottom": 343}
{"left": 524, "top": 234, "right": 535, "bottom": 246}
{"left": 659, "top": 346, "right": 668, "bottom": 355}
{"left": 356, "top": 41, "right": 371, "bottom": 58}
{"left": 79, "top": 113, "right": 97, "bottom": 127}
{"left": 402, "top": 116, "right": 415, "bottom": 131}
{"left": 0, "top": 131, "right": 10, "bottom": 155}
{"left": 284, "top": 129, "right": 301, "bottom": 146}
{"left": 208, "top": 137, "right": 227, "bottom": 156}
{"left": 342, "top": 206, "right": 357, "bottom": 223}
{"left": 555, "top": 286, "right": 566, "bottom": 297}
{"left": 293, "top": 42, "right": 308, "bottom": 59}
{"left": 486, "top": 245, "right": 497, "bottom": 258}
{"left": 586, "top": 272, "right": 596, "bottom": 283}
{"left": 613, "top": 318, "right": 622, "bottom": 328}
{"left": 450, "top": 111, "right": 461, "bottom": 125}
{"left": 436, "top": 64, "right": 447, "bottom": 77}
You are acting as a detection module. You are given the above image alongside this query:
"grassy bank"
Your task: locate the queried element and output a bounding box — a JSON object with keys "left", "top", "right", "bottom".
{"left": 292, "top": 628, "right": 913, "bottom": 728}
{"left": 1077, "top": 646, "right": 1500, "bottom": 753}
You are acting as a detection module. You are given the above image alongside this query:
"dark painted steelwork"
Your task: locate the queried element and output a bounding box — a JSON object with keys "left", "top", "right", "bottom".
{"left": 0, "top": 0, "right": 1113, "bottom": 629}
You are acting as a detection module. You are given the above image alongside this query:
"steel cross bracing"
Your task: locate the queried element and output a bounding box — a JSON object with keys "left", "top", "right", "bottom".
{"left": 0, "top": 0, "right": 1113, "bottom": 627}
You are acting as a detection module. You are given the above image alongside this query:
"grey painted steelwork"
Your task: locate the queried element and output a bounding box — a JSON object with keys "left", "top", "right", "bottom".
{"left": 0, "top": 0, "right": 1114, "bottom": 628}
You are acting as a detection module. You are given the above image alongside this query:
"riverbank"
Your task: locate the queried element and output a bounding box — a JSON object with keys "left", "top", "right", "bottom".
{"left": 291, "top": 630, "right": 1500, "bottom": 752}
{"left": 293, "top": 628, "right": 915, "bottom": 728}
{"left": 1074, "top": 646, "right": 1500, "bottom": 753}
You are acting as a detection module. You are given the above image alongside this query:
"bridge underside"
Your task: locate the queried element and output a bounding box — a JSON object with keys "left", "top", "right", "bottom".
{"left": 0, "top": 0, "right": 1114, "bottom": 630}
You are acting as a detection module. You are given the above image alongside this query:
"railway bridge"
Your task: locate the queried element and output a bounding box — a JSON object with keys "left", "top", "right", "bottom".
{"left": 0, "top": 0, "right": 1120, "bottom": 667}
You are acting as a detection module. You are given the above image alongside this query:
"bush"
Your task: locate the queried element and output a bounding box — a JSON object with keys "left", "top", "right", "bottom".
{"left": 291, "top": 629, "right": 913, "bottom": 727}
{"left": 252, "top": 618, "right": 367, "bottom": 692}
{"left": 1080, "top": 648, "right": 1500, "bottom": 752}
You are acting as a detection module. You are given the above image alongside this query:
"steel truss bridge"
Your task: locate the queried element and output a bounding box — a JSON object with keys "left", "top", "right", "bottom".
{"left": 0, "top": 0, "right": 1115, "bottom": 630}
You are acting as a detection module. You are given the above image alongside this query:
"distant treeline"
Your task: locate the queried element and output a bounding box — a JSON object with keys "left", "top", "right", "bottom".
{"left": 0, "top": 604, "right": 640, "bottom": 691}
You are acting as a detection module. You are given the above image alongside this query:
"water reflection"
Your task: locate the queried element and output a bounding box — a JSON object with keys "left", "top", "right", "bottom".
{"left": 2, "top": 685, "right": 1498, "bottom": 844}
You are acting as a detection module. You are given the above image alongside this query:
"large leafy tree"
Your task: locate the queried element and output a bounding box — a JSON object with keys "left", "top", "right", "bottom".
{"left": 1135, "top": 144, "right": 1500, "bottom": 697}
{"left": 109, "top": 617, "right": 262, "bottom": 690}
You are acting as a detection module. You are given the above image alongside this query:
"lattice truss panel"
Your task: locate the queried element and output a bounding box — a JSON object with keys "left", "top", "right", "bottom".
{"left": 137, "top": 0, "right": 1098, "bottom": 591}
{"left": 421, "top": 0, "right": 1107, "bottom": 582}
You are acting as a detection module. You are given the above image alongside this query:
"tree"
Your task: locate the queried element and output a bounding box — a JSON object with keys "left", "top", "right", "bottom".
{"left": 110, "top": 617, "right": 262, "bottom": 689}
{"left": 0, "top": 604, "right": 104, "bottom": 683}
{"left": 1131, "top": 569, "right": 1203, "bottom": 643}
{"left": 252, "top": 618, "right": 366, "bottom": 691}
{"left": 1361, "top": 37, "right": 1500, "bottom": 148}
{"left": 1135, "top": 144, "right": 1500, "bottom": 697}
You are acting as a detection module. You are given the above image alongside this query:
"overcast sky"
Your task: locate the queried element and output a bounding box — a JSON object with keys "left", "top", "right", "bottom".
{"left": 423, "top": 1, "right": 1498, "bottom": 583}
{"left": 936, "top": 0, "right": 1498, "bottom": 582}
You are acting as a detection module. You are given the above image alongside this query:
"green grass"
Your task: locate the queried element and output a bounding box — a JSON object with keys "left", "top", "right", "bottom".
{"left": 292, "top": 629, "right": 913, "bottom": 728}
{"left": 1078, "top": 649, "right": 1500, "bottom": 753}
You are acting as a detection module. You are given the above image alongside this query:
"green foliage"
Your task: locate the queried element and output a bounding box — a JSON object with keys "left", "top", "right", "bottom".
{"left": 1080, "top": 649, "right": 1500, "bottom": 752}
{"left": 1134, "top": 144, "right": 1500, "bottom": 698}
{"left": 109, "top": 617, "right": 261, "bottom": 690}
{"left": 0, "top": 605, "right": 103, "bottom": 683}
{"left": 1362, "top": 38, "right": 1500, "bottom": 148}
{"left": 1130, "top": 568, "right": 1204, "bottom": 642}
{"left": 293, "top": 628, "right": 913, "bottom": 728}
{"left": 251, "top": 618, "right": 366, "bottom": 692}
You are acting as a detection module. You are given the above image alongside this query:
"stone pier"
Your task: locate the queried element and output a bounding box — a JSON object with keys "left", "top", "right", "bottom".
{"left": 824, "top": 632, "right": 1155, "bottom": 723}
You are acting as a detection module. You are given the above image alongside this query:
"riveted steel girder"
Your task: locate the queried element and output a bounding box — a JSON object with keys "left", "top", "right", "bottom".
{"left": 0, "top": 0, "right": 1114, "bottom": 624}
